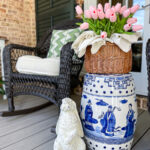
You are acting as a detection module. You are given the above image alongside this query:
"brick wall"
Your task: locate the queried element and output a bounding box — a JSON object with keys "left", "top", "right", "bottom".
{"left": 0, "top": 0, "right": 36, "bottom": 47}
{"left": 76, "top": 0, "right": 84, "bottom": 6}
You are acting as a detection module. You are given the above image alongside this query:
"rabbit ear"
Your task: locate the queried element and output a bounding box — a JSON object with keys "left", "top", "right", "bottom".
{"left": 72, "top": 100, "right": 84, "bottom": 137}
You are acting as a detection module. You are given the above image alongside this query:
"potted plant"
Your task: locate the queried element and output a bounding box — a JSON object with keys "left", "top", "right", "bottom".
{"left": 73, "top": 3, "right": 142, "bottom": 150}
{"left": 73, "top": 3, "right": 143, "bottom": 74}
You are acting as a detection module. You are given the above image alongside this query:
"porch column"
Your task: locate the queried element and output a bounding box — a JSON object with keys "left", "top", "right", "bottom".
{"left": 84, "top": 0, "right": 98, "bottom": 10}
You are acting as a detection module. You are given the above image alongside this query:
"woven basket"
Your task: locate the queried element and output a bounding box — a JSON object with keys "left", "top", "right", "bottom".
{"left": 85, "top": 42, "right": 132, "bottom": 74}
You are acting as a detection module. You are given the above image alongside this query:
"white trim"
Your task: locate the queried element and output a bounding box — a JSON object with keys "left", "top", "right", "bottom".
{"left": 0, "top": 39, "right": 7, "bottom": 100}
{"left": 109, "top": 0, "right": 112, "bottom": 6}
{"left": 124, "top": 0, "right": 129, "bottom": 7}
{"left": 131, "top": 0, "right": 149, "bottom": 96}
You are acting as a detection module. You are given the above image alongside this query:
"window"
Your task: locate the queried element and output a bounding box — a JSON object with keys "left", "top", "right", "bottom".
{"left": 131, "top": 0, "right": 145, "bottom": 72}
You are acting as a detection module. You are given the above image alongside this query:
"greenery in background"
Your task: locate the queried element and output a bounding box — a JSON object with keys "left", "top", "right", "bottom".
{"left": 0, "top": 80, "right": 5, "bottom": 95}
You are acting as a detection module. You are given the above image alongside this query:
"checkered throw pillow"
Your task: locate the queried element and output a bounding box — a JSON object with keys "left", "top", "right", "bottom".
{"left": 47, "top": 28, "right": 82, "bottom": 58}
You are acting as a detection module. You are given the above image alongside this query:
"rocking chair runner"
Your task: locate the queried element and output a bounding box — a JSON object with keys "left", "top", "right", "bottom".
{"left": 1, "top": 19, "right": 83, "bottom": 116}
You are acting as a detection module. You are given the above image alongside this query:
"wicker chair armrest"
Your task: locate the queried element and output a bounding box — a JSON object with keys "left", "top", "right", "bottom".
{"left": 3, "top": 44, "right": 38, "bottom": 75}
{"left": 4, "top": 44, "right": 37, "bottom": 52}
{"left": 56, "top": 42, "right": 74, "bottom": 106}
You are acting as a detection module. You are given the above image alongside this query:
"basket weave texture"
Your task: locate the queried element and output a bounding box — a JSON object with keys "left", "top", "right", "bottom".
{"left": 85, "top": 42, "right": 132, "bottom": 74}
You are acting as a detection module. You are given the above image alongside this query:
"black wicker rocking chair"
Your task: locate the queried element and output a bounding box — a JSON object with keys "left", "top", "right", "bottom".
{"left": 1, "top": 19, "right": 83, "bottom": 116}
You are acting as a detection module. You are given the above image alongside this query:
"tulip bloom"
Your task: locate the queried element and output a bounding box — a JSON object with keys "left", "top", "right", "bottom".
{"left": 119, "top": 6, "right": 127, "bottom": 14}
{"left": 105, "top": 9, "right": 112, "bottom": 18}
{"left": 97, "top": 9, "right": 105, "bottom": 19}
{"left": 85, "top": 10, "right": 92, "bottom": 19}
{"left": 75, "top": 5, "right": 83, "bottom": 15}
{"left": 111, "top": 6, "right": 116, "bottom": 13}
{"left": 124, "top": 24, "right": 132, "bottom": 31}
{"left": 123, "top": 9, "right": 130, "bottom": 18}
{"left": 115, "top": 3, "right": 121, "bottom": 12}
{"left": 104, "top": 3, "right": 111, "bottom": 12}
{"left": 89, "top": 6, "right": 98, "bottom": 19}
{"left": 80, "top": 22, "right": 89, "bottom": 30}
{"left": 98, "top": 3, "right": 103, "bottom": 11}
{"left": 89, "top": 6, "right": 97, "bottom": 12}
{"left": 110, "top": 12, "right": 117, "bottom": 22}
{"left": 131, "top": 4, "right": 140, "bottom": 13}
{"left": 101, "top": 31, "right": 107, "bottom": 39}
{"left": 132, "top": 25, "right": 143, "bottom": 31}
{"left": 127, "top": 18, "right": 137, "bottom": 24}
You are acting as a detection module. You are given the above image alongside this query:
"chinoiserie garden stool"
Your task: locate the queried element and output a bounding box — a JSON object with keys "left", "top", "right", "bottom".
{"left": 80, "top": 73, "right": 138, "bottom": 150}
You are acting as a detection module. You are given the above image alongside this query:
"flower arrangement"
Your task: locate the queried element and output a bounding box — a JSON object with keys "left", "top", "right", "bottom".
{"left": 75, "top": 3, "right": 143, "bottom": 38}
{"left": 73, "top": 3, "right": 143, "bottom": 74}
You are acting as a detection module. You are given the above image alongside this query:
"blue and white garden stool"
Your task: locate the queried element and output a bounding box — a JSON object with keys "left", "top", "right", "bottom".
{"left": 80, "top": 73, "right": 138, "bottom": 150}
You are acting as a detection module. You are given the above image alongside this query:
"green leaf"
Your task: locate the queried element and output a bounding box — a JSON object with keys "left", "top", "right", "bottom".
{"left": 99, "top": 21, "right": 105, "bottom": 27}
{"left": 120, "top": 32, "right": 135, "bottom": 35}
{"left": 79, "top": 12, "right": 135, "bottom": 36}
{"left": 76, "top": 23, "right": 82, "bottom": 26}
{"left": 0, "top": 80, "right": 5, "bottom": 95}
{"left": 96, "top": 30, "right": 100, "bottom": 35}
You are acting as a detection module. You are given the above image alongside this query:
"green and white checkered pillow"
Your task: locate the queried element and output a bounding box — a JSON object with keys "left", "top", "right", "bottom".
{"left": 47, "top": 28, "right": 82, "bottom": 58}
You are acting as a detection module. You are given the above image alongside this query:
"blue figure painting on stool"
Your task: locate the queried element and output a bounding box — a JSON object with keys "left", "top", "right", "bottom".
{"left": 99, "top": 105, "right": 121, "bottom": 137}
{"left": 123, "top": 104, "right": 136, "bottom": 138}
{"left": 84, "top": 100, "right": 98, "bottom": 131}
{"left": 81, "top": 73, "right": 137, "bottom": 149}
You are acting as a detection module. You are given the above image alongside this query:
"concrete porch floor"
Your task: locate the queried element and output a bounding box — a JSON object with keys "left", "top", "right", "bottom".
{"left": 0, "top": 95, "right": 149, "bottom": 150}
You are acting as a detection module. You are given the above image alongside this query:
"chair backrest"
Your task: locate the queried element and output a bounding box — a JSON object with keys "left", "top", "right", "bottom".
{"left": 36, "top": 19, "right": 82, "bottom": 57}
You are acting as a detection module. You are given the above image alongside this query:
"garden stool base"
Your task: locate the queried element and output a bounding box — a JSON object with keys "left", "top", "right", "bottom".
{"left": 80, "top": 73, "right": 138, "bottom": 150}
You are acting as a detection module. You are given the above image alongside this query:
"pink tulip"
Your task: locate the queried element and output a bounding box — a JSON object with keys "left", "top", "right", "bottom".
{"left": 104, "top": 3, "right": 111, "bottom": 12}
{"left": 97, "top": 9, "right": 105, "bottom": 19}
{"left": 101, "top": 31, "right": 107, "bottom": 39}
{"left": 89, "top": 6, "right": 97, "bottom": 12}
{"left": 85, "top": 10, "right": 92, "bottom": 18}
{"left": 89, "top": 6, "right": 98, "bottom": 19}
{"left": 80, "top": 22, "right": 89, "bottom": 30}
{"left": 115, "top": 3, "right": 121, "bottom": 12}
{"left": 110, "top": 12, "right": 117, "bottom": 22}
{"left": 98, "top": 3, "right": 103, "bottom": 11}
{"left": 105, "top": 9, "right": 112, "bottom": 18}
{"left": 132, "top": 25, "right": 143, "bottom": 31}
{"left": 119, "top": 6, "right": 127, "bottom": 14}
{"left": 123, "top": 9, "right": 130, "bottom": 17}
{"left": 131, "top": 4, "right": 140, "bottom": 13}
{"left": 75, "top": 5, "right": 83, "bottom": 15}
{"left": 111, "top": 6, "right": 116, "bottom": 13}
{"left": 127, "top": 18, "right": 137, "bottom": 24}
{"left": 124, "top": 24, "right": 132, "bottom": 31}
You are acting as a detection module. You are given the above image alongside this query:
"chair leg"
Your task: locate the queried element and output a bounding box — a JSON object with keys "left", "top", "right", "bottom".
{"left": 0, "top": 88, "right": 52, "bottom": 117}
{"left": 8, "top": 97, "right": 15, "bottom": 112}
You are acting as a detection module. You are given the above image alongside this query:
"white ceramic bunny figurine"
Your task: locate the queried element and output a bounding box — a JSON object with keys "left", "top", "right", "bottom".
{"left": 54, "top": 98, "right": 86, "bottom": 150}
